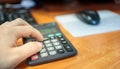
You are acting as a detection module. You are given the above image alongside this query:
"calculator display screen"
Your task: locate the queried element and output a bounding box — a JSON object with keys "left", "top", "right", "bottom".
{"left": 39, "top": 27, "right": 58, "bottom": 35}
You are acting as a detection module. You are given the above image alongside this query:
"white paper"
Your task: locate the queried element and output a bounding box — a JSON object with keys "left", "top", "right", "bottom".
{"left": 55, "top": 10, "right": 120, "bottom": 37}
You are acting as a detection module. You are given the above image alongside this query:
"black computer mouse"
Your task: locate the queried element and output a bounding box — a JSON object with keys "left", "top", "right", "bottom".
{"left": 76, "top": 10, "right": 100, "bottom": 25}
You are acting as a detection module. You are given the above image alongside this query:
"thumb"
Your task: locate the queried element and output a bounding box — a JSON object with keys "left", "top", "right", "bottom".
{"left": 12, "top": 42, "right": 42, "bottom": 62}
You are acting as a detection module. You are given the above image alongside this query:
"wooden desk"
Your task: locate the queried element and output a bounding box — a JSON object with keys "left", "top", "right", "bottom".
{"left": 17, "top": 6, "right": 120, "bottom": 69}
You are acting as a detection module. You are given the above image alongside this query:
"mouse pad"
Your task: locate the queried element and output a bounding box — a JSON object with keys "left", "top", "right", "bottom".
{"left": 55, "top": 10, "right": 120, "bottom": 37}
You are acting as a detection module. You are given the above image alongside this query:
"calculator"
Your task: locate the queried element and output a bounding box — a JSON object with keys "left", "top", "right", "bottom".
{"left": 23, "top": 22, "right": 77, "bottom": 65}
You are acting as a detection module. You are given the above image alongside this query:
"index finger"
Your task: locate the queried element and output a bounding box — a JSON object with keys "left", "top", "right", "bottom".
{"left": 12, "top": 26, "right": 44, "bottom": 41}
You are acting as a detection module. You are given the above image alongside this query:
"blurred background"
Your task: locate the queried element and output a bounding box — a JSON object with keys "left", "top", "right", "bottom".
{"left": 0, "top": 0, "right": 120, "bottom": 11}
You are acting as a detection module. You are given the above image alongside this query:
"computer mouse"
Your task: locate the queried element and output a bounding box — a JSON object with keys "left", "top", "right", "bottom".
{"left": 76, "top": 10, "right": 100, "bottom": 25}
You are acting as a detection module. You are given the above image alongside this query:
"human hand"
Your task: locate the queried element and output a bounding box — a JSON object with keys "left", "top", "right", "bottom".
{"left": 0, "top": 18, "right": 43, "bottom": 69}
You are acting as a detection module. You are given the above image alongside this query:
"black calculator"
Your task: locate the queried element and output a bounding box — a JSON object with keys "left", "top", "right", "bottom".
{"left": 23, "top": 22, "right": 77, "bottom": 65}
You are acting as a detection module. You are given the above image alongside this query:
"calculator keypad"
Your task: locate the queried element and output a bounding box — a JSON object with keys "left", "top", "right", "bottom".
{"left": 24, "top": 23, "right": 77, "bottom": 65}
{"left": 40, "top": 52, "right": 48, "bottom": 57}
{"left": 30, "top": 33, "right": 74, "bottom": 61}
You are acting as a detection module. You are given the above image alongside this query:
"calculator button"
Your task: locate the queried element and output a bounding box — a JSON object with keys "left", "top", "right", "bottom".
{"left": 40, "top": 52, "right": 48, "bottom": 57}
{"left": 49, "top": 51, "right": 57, "bottom": 55}
{"left": 44, "top": 38, "right": 49, "bottom": 40}
{"left": 60, "top": 38, "right": 65, "bottom": 41}
{"left": 31, "top": 54, "right": 39, "bottom": 61}
{"left": 57, "top": 49, "right": 64, "bottom": 54}
{"left": 48, "top": 34, "right": 54, "bottom": 37}
{"left": 47, "top": 47, "right": 55, "bottom": 51}
{"left": 51, "top": 39, "right": 58, "bottom": 42}
{"left": 40, "top": 48, "right": 46, "bottom": 53}
{"left": 50, "top": 36, "right": 56, "bottom": 39}
{"left": 55, "top": 45, "right": 62, "bottom": 49}
{"left": 57, "top": 35, "right": 63, "bottom": 38}
{"left": 53, "top": 42, "right": 60, "bottom": 46}
{"left": 64, "top": 45, "right": 73, "bottom": 52}
{"left": 55, "top": 33, "right": 62, "bottom": 36}
{"left": 44, "top": 40, "right": 51, "bottom": 44}
{"left": 45, "top": 43, "right": 52, "bottom": 47}
{"left": 62, "top": 41, "right": 67, "bottom": 44}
